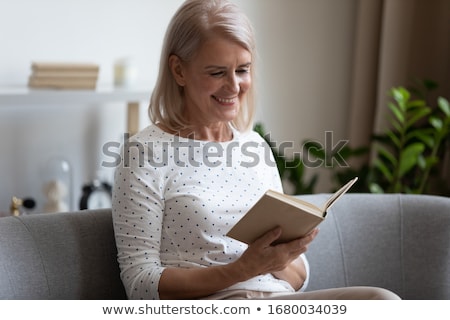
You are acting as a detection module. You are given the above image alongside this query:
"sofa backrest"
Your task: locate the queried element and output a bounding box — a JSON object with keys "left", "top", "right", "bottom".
{"left": 0, "top": 209, "right": 126, "bottom": 299}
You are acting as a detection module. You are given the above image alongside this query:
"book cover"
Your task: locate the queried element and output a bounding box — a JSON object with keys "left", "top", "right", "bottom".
{"left": 226, "top": 177, "right": 358, "bottom": 245}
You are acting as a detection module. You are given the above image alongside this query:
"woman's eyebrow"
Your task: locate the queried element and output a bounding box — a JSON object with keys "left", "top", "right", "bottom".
{"left": 204, "top": 62, "right": 252, "bottom": 70}
{"left": 238, "top": 62, "right": 252, "bottom": 68}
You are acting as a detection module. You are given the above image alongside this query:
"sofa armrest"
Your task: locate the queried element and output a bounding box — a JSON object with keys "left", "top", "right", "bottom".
{"left": 299, "top": 193, "right": 450, "bottom": 299}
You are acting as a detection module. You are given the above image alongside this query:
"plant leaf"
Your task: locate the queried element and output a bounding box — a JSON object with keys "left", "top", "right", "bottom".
{"left": 398, "top": 143, "right": 425, "bottom": 177}
{"left": 374, "top": 158, "right": 393, "bottom": 182}
{"left": 406, "top": 99, "right": 426, "bottom": 109}
{"left": 417, "top": 154, "right": 426, "bottom": 169}
{"left": 387, "top": 116, "right": 403, "bottom": 133}
{"left": 377, "top": 145, "right": 397, "bottom": 166}
{"left": 423, "top": 79, "right": 439, "bottom": 91}
{"left": 406, "top": 107, "right": 431, "bottom": 128}
{"left": 438, "top": 97, "right": 450, "bottom": 117}
{"left": 388, "top": 102, "right": 404, "bottom": 123}
{"left": 430, "top": 116, "right": 443, "bottom": 131}
{"left": 391, "top": 87, "right": 410, "bottom": 107}
{"left": 385, "top": 130, "right": 401, "bottom": 148}
{"left": 369, "top": 182, "right": 384, "bottom": 194}
{"left": 406, "top": 129, "right": 434, "bottom": 148}
{"left": 424, "top": 155, "right": 439, "bottom": 168}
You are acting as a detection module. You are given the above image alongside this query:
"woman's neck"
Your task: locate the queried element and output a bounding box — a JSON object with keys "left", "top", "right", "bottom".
{"left": 157, "top": 122, "right": 233, "bottom": 142}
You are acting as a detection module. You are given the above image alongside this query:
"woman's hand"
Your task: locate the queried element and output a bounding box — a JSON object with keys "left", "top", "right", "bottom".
{"left": 233, "top": 227, "right": 319, "bottom": 287}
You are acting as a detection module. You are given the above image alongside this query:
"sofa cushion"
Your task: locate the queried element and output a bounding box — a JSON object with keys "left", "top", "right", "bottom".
{"left": 0, "top": 209, "right": 126, "bottom": 299}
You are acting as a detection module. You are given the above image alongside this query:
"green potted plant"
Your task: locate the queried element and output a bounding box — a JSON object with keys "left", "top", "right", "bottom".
{"left": 301, "top": 80, "right": 450, "bottom": 195}
{"left": 370, "top": 85, "right": 450, "bottom": 194}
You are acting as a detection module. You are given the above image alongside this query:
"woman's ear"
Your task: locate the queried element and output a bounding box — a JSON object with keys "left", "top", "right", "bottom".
{"left": 169, "top": 55, "right": 186, "bottom": 86}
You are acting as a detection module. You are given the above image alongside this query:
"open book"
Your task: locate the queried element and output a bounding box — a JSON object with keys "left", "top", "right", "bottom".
{"left": 226, "top": 177, "right": 358, "bottom": 245}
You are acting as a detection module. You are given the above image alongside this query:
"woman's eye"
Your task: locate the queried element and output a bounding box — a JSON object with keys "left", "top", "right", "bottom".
{"left": 210, "top": 68, "right": 249, "bottom": 77}
{"left": 210, "top": 71, "right": 224, "bottom": 77}
{"left": 236, "top": 68, "right": 249, "bottom": 74}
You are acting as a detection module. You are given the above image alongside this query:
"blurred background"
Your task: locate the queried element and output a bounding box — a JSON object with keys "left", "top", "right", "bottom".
{"left": 0, "top": 0, "right": 449, "bottom": 214}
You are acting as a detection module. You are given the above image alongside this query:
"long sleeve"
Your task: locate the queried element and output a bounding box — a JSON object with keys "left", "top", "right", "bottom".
{"left": 112, "top": 138, "right": 167, "bottom": 300}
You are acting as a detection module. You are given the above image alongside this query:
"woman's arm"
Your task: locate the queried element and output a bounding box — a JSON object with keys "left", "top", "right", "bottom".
{"left": 271, "top": 256, "right": 307, "bottom": 291}
{"left": 158, "top": 227, "right": 318, "bottom": 299}
{"left": 158, "top": 229, "right": 292, "bottom": 299}
{"left": 271, "top": 229, "right": 318, "bottom": 291}
{"left": 158, "top": 262, "right": 245, "bottom": 299}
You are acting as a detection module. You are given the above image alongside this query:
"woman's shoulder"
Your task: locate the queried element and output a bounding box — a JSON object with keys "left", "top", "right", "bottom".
{"left": 235, "top": 128, "right": 267, "bottom": 144}
{"left": 131, "top": 124, "right": 173, "bottom": 143}
{"left": 122, "top": 124, "right": 174, "bottom": 161}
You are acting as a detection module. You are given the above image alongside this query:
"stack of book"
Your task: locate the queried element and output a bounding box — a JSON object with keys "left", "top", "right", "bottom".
{"left": 28, "top": 62, "right": 99, "bottom": 90}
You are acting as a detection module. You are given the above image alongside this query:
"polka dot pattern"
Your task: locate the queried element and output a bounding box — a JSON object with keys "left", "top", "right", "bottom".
{"left": 112, "top": 124, "right": 296, "bottom": 299}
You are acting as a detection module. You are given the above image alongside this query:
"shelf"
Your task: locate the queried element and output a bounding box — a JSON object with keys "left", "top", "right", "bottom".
{"left": 0, "top": 85, "right": 151, "bottom": 134}
{"left": 0, "top": 85, "right": 151, "bottom": 106}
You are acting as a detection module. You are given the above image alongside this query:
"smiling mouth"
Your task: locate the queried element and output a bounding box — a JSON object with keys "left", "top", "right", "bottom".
{"left": 213, "top": 96, "right": 236, "bottom": 104}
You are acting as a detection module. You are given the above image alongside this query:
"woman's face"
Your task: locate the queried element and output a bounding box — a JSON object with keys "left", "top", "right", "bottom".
{"left": 171, "top": 37, "right": 252, "bottom": 127}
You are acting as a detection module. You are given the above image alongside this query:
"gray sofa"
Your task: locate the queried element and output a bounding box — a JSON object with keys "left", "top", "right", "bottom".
{"left": 0, "top": 193, "right": 449, "bottom": 300}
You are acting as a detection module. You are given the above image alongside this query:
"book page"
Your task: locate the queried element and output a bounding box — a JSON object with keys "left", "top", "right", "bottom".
{"left": 266, "top": 190, "right": 322, "bottom": 217}
{"left": 321, "top": 177, "right": 358, "bottom": 212}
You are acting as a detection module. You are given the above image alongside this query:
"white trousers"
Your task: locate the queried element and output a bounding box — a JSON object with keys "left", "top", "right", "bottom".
{"left": 203, "top": 286, "right": 401, "bottom": 300}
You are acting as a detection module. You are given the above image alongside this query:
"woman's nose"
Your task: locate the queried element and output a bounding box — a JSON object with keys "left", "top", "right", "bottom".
{"left": 225, "top": 73, "right": 240, "bottom": 93}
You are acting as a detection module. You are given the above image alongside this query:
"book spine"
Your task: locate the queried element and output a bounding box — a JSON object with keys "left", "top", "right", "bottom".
{"left": 31, "top": 62, "right": 100, "bottom": 73}
{"left": 28, "top": 77, "right": 97, "bottom": 90}
{"left": 30, "top": 71, "right": 99, "bottom": 79}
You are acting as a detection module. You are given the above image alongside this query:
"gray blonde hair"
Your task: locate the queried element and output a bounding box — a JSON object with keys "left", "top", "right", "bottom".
{"left": 149, "top": 0, "right": 257, "bottom": 132}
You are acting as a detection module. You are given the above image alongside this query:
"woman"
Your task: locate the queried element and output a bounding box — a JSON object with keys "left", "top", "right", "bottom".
{"left": 112, "top": 0, "right": 400, "bottom": 300}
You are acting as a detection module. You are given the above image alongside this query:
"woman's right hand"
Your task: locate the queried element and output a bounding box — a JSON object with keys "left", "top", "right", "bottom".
{"left": 232, "top": 227, "right": 317, "bottom": 281}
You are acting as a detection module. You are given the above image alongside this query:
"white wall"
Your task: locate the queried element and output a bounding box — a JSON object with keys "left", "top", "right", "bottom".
{"left": 245, "top": 0, "right": 357, "bottom": 192}
{"left": 0, "top": 0, "right": 357, "bottom": 214}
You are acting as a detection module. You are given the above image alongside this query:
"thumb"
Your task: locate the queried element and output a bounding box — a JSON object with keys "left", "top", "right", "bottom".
{"left": 252, "top": 226, "right": 282, "bottom": 246}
